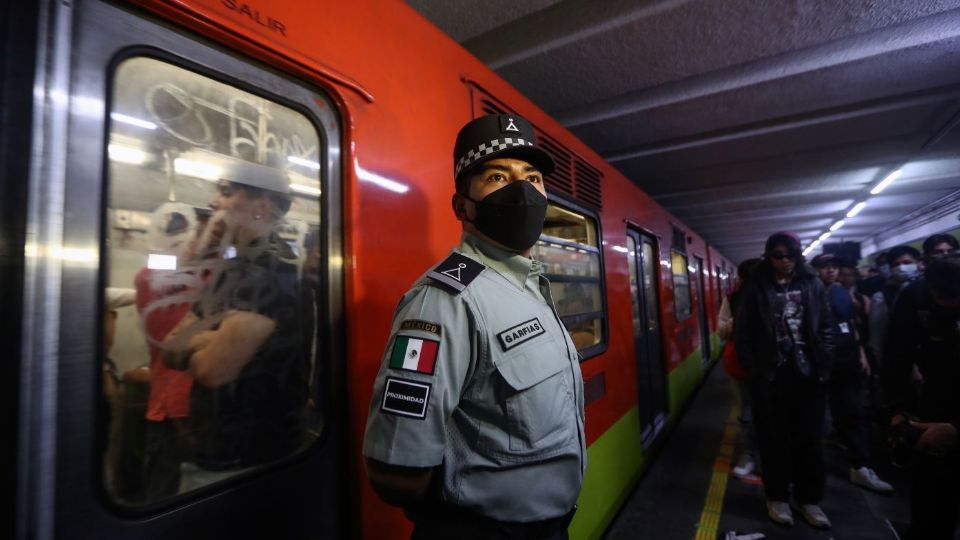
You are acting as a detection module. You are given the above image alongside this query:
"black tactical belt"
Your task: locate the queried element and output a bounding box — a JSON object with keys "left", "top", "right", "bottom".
{"left": 408, "top": 501, "right": 577, "bottom": 539}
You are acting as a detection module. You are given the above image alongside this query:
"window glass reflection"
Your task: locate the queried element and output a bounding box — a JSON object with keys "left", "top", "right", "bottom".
{"left": 671, "top": 251, "right": 692, "bottom": 320}
{"left": 532, "top": 203, "right": 605, "bottom": 354}
{"left": 103, "top": 57, "right": 323, "bottom": 505}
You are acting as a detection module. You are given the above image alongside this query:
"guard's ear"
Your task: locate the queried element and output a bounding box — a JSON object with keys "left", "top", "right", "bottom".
{"left": 452, "top": 192, "right": 470, "bottom": 222}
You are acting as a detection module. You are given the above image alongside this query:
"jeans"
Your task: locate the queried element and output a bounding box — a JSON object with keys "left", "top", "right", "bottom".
{"left": 751, "top": 363, "right": 827, "bottom": 503}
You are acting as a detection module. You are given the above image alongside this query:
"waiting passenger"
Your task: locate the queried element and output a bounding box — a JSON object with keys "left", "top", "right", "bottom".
{"left": 735, "top": 232, "right": 835, "bottom": 529}
{"left": 868, "top": 245, "right": 923, "bottom": 366}
{"left": 884, "top": 253, "right": 960, "bottom": 540}
{"left": 811, "top": 254, "right": 892, "bottom": 493}
{"left": 163, "top": 161, "right": 309, "bottom": 490}
{"left": 922, "top": 233, "right": 959, "bottom": 264}
{"left": 717, "top": 257, "right": 761, "bottom": 479}
{"left": 858, "top": 251, "right": 889, "bottom": 298}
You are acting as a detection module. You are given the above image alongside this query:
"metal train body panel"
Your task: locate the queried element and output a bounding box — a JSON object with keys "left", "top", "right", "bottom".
{"left": 7, "top": 0, "right": 733, "bottom": 538}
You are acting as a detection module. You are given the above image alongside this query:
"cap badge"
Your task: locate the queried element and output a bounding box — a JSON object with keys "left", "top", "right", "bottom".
{"left": 501, "top": 117, "right": 521, "bottom": 133}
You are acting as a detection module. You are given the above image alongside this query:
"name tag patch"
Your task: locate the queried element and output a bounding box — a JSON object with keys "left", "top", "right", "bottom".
{"left": 381, "top": 377, "right": 431, "bottom": 419}
{"left": 498, "top": 318, "right": 545, "bottom": 351}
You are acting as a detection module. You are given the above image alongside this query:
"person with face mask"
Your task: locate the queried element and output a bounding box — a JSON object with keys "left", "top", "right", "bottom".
{"left": 884, "top": 253, "right": 960, "bottom": 540}
{"left": 922, "top": 233, "right": 959, "bottom": 264}
{"left": 363, "top": 114, "right": 585, "bottom": 540}
{"left": 868, "top": 245, "right": 923, "bottom": 367}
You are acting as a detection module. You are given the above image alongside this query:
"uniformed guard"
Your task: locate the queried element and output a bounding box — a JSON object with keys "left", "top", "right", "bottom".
{"left": 363, "top": 114, "right": 586, "bottom": 540}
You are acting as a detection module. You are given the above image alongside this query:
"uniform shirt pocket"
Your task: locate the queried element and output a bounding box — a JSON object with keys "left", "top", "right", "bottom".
{"left": 494, "top": 350, "right": 575, "bottom": 454}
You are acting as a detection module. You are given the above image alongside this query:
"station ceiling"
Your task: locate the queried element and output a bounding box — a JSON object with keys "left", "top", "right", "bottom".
{"left": 406, "top": 0, "right": 960, "bottom": 263}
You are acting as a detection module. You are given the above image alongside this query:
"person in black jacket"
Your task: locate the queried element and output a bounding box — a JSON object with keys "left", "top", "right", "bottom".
{"left": 884, "top": 253, "right": 960, "bottom": 540}
{"left": 736, "top": 232, "right": 836, "bottom": 529}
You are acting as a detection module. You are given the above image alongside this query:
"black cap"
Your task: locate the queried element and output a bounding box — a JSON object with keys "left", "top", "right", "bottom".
{"left": 453, "top": 114, "right": 555, "bottom": 188}
{"left": 810, "top": 253, "right": 838, "bottom": 268}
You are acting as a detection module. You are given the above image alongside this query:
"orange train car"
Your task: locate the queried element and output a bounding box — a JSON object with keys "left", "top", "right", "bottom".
{"left": 4, "top": 0, "right": 734, "bottom": 538}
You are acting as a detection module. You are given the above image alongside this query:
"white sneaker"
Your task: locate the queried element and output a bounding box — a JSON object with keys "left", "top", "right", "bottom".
{"left": 766, "top": 500, "right": 793, "bottom": 526}
{"left": 732, "top": 455, "right": 755, "bottom": 478}
{"left": 796, "top": 504, "right": 831, "bottom": 529}
{"left": 850, "top": 466, "right": 894, "bottom": 493}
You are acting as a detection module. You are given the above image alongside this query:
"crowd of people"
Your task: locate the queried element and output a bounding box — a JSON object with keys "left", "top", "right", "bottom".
{"left": 718, "top": 230, "right": 960, "bottom": 538}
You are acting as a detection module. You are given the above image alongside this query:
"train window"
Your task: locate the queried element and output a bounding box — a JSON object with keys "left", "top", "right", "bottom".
{"left": 531, "top": 203, "right": 606, "bottom": 358}
{"left": 102, "top": 56, "right": 324, "bottom": 506}
{"left": 671, "top": 250, "right": 692, "bottom": 320}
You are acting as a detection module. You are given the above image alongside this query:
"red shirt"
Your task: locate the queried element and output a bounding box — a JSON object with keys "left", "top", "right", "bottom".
{"left": 135, "top": 267, "right": 195, "bottom": 421}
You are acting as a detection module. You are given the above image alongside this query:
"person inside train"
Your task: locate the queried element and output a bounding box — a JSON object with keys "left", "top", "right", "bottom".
{"left": 922, "top": 233, "right": 959, "bottom": 263}
{"left": 103, "top": 287, "right": 147, "bottom": 502}
{"left": 161, "top": 161, "right": 310, "bottom": 491}
{"left": 135, "top": 207, "right": 203, "bottom": 503}
{"left": 735, "top": 231, "right": 835, "bottom": 529}
{"left": 883, "top": 253, "right": 960, "bottom": 540}
{"left": 717, "top": 257, "right": 761, "bottom": 479}
{"left": 811, "top": 254, "right": 893, "bottom": 493}
{"left": 362, "top": 114, "right": 585, "bottom": 540}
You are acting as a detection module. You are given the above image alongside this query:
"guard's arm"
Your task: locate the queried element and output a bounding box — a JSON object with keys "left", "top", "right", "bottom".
{"left": 364, "top": 457, "right": 433, "bottom": 507}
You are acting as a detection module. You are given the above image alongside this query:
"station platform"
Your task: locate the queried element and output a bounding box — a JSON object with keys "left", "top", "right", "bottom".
{"left": 602, "top": 363, "right": 950, "bottom": 540}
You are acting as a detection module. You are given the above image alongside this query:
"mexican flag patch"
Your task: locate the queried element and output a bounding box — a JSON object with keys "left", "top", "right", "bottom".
{"left": 389, "top": 335, "right": 439, "bottom": 375}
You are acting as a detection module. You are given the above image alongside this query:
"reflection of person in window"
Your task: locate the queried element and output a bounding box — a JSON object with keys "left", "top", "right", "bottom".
{"left": 561, "top": 284, "right": 595, "bottom": 350}
{"left": 165, "top": 162, "right": 308, "bottom": 485}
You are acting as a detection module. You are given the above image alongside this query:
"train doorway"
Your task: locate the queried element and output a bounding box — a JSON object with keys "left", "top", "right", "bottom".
{"left": 694, "top": 256, "right": 711, "bottom": 365}
{"left": 13, "top": 2, "right": 345, "bottom": 538}
{"left": 626, "top": 230, "right": 668, "bottom": 448}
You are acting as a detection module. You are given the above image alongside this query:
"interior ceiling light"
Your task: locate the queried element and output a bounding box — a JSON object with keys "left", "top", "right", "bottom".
{"left": 818, "top": 231, "right": 832, "bottom": 242}
{"left": 290, "top": 183, "right": 321, "bottom": 196}
{"left": 110, "top": 112, "right": 157, "bottom": 130}
{"left": 108, "top": 144, "right": 146, "bottom": 165}
{"left": 288, "top": 156, "right": 320, "bottom": 170}
{"left": 174, "top": 158, "right": 222, "bottom": 180}
{"left": 846, "top": 201, "right": 867, "bottom": 218}
{"left": 870, "top": 169, "right": 902, "bottom": 195}
{"left": 829, "top": 220, "right": 845, "bottom": 232}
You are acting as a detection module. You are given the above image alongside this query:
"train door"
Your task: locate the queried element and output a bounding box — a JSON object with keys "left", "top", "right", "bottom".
{"left": 15, "top": 2, "right": 344, "bottom": 538}
{"left": 694, "top": 256, "right": 711, "bottom": 365}
{"left": 715, "top": 265, "right": 723, "bottom": 311}
{"left": 626, "top": 230, "right": 668, "bottom": 448}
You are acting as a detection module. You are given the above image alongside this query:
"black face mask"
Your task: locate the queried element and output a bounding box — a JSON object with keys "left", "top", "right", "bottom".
{"left": 465, "top": 181, "right": 547, "bottom": 252}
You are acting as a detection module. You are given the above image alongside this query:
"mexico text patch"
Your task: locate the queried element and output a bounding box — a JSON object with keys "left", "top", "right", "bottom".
{"left": 389, "top": 334, "right": 439, "bottom": 375}
{"left": 497, "top": 318, "right": 545, "bottom": 351}
{"left": 399, "top": 319, "right": 442, "bottom": 337}
{"left": 380, "top": 377, "right": 431, "bottom": 419}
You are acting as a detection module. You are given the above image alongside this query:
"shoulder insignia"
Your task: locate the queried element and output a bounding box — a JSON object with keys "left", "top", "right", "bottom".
{"left": 380, "top": 377, "right": 431, "bottom": 419}
{"left": 427, "top": 252, "right": 485, "bottom": 294}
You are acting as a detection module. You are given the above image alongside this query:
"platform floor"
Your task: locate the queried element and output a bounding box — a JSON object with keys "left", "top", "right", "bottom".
{"left": 603, "top": 363, "right": 958, "bottom": 540}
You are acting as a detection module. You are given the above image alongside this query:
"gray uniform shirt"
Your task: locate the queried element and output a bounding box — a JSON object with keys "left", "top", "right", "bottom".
{"left": 363, "top": 233, "right": 587, "bottom": 522}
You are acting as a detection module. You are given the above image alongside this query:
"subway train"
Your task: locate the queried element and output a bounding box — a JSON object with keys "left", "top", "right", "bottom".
{"left": 3, "top": 1, "right": 736, "bottom": 538}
